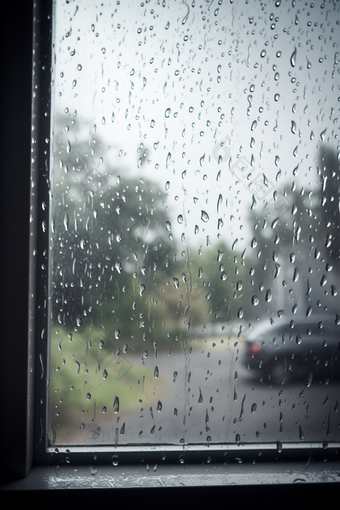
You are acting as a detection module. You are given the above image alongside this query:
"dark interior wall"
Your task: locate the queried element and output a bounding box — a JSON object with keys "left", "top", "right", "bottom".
{"left": 1, "top": 0, "right": 34, "bottom": 480}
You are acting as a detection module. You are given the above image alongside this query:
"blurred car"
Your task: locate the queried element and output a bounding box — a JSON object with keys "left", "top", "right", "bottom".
{"left": 242, "top": 314, "right": 340, "bottom": 385}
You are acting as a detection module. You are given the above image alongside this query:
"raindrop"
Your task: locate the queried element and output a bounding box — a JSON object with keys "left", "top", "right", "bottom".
{"left": 217, "top": 194, "right": 223, "bottom": 212}
{"left": 293, "top": 268, "right": 299, "bottom": 282}
{"left": 103, "top": 369, "right": 108, "bottom": 380}
{"left": 320, "top": 274, "right": 327, "bottom": 286}
{"left": 154, "top": 366, "right": 159, "bottom": 378}
{"left": 177, "top": 214, "right": 183, "bottom": 224}
{"left": 251, "top": 403, "right": 257, "bottom": 413}
{"left": 165, "top": 108, "right": 171, "bottom": 118}
{"left": 201, "top": 210, "right": 209, "bottom": 222}
{"left": 86, "top": 392, "right": 91, "bottom": 401}
{"left": 271, "top": 218, "right": 279, "bottom": 229}
{"left": 293, "top": 164, "right": 299, "bottom": 176}
{"left": 265, "top": 289, "right": 272, "bottom": 302}
{"left": 113, "top": 396, "right": 120, "bottom": 413}
{"left": 111, "top": 455, "right": 119, "bottom": 466}
{"left": 166, "top": 152, "right": 171, "bottom": 169}
{"left": 75, "top": 361, "right": 80, "bottom": 374}
{"left": 140, "top": 284, "right": 146, "bottom": 296}
{"left": 290, "top": 47, "right": 297, "bottom": 67}
{"left": 306, "top": 373, "right": 313, "bottom": 388}
{"left": 198, "top": 387, "right": 203, "bottom": 404}
{"left": 157, "top": 400, "right": 162, "bottom": 412}
{"left": 173, "top": 277, "right": 179, "bottom": 289}
{"left": 252, "top": 296, "right": 259, "bottom": 306}
{"left": 64, "top": 213, "right": 69, "bottom": 231}
{"left": 306, "top": 306, "right": 312, "bottom": 317}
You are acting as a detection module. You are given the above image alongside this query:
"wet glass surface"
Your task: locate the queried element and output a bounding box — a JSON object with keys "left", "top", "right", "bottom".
{"left": 48, "top": 0, "right": 340, "bottom": 446}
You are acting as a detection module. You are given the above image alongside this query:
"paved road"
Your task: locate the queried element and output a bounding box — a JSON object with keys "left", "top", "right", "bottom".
{"left": 64, "top": 337, "right": 340, "bottom": 446}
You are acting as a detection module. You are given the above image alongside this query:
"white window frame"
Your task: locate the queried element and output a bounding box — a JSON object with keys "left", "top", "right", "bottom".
{"left": 1, "top": 0, "right": 339, "bottom": 496}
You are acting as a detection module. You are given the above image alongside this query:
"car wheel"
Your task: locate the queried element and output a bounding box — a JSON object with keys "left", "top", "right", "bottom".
{"left": 268, "top": 357, "right": 291, "bottom": 386}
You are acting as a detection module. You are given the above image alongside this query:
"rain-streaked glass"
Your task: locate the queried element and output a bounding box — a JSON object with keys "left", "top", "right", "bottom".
{"left": 48, "top": 0, "right": 340, "bottom": 447}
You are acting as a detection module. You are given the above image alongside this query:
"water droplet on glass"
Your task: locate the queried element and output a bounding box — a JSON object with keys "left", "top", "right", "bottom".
{"left": 165, "top": 108, "right": 171, "bottom": 118}
{"left": 252, "top": 296, "right": 259, "bottom": 306}
{"left": 86, "top": 392, "right": 91, "bottom": 400}
{"left": 154, "top": 366, "right": 159, "bottom": 378}
{"left": 293, "top": 268, "right": 299, "bottom": 282}
{"left": 113, "top": 396, "right": 119, "bottom": 413}
{"left": 157, "top": 400, "right": 162, "bottom": 412}
{"left": 111, "top": 455, "right": 119, "bottom": 466}
{"left": 290, "top": 47, "right": 297, "bottom": 67}
{"left": 201, "top": 210, "right": 209, "bottom": 222}
{"left": 303, "top": 373, "right": 313, "bottom": 392}
{"left": 265, "top": 289, "right": 272, "bottom": 302}
{"left": 271, "top": 218, "right": 279, "bottom": 229}
{"left": 64, "top": 213, "right": 69, "bottom": 231}
{"left": 166, "top": 152, "right": 171, "bottom": 169}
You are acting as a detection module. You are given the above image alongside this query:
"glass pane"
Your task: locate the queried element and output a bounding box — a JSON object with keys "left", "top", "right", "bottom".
{"left": 48, "top": 0, "right": 340, "bottom": 447}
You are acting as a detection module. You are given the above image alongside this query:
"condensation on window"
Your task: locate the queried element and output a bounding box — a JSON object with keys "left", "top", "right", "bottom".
{"left": 48, "top": 0, "right": 340, "bottom": 448}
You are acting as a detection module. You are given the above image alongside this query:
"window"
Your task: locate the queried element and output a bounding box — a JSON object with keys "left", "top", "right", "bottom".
{"left": 1, "top": 0, "right": 340, "bottom": 493}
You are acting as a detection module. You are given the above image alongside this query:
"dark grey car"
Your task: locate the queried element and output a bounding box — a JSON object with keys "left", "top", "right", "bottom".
{"left": 242, "top": 315, "right": 340, "bottom": 385}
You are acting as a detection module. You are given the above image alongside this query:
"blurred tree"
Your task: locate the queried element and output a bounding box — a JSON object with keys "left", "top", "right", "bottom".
{"left": 242, "top": 145, "right": 340, "bottom": 322}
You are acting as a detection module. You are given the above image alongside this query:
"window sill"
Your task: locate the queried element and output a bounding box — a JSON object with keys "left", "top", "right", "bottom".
{"left": 2, "top": 460, "right": 340, "bottom": 491}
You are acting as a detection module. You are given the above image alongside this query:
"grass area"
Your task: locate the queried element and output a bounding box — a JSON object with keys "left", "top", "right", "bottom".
{"left": 49, "top": 324, "right": 167, "bottom": 443}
